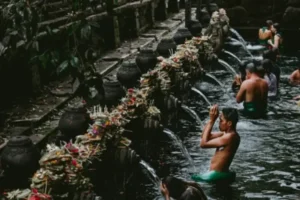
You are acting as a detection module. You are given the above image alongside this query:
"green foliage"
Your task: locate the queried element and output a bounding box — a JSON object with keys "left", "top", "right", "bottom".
{"left": 0, "top": 0, "right": 105, "bottom": 84}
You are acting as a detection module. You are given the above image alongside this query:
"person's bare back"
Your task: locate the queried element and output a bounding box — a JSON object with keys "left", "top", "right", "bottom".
{"left": 210, "top": 132, "right": 240, "bottom": 172}
{"left": 243, "top": 78, "right": 268, "bottom": 105}
{"left": 290, "top": 69, "right": 300, "bottom": 84}
{"left": 236, "top": 64, "right": 269, "bottom": 115}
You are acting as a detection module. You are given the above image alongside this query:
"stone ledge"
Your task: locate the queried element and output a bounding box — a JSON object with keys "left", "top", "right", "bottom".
{"left": 140, "top": 29, "right": 169, "bottom": 40}
{"left": 94, "top": 60, "right": 120, "bottom": 76}
{"left": 155, "top": 19, "right": 182, "bottom": 30}
{"left": 102, "top": 37, "right": 155, "bottom": 61}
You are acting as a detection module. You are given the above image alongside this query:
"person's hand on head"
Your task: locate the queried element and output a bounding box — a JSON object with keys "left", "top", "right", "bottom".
{"left": 160, "top": 182, "right": 169, "bottom": 198}
{"left": 209, "top": 104, "right": 219, "bottom": 122}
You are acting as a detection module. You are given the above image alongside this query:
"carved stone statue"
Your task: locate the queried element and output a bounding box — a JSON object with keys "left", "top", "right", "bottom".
{"left": 204, "top": 11, "right": 223, "bottom": 54}
{"left": 219, "top": 8, "right": 230, "bottom": 37}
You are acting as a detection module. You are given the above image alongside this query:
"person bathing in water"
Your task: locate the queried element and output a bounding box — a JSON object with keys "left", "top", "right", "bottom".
{"left": 289, "top": 63, "right": 300, "bottom": 85}
{"left": 160, "top": 176, "right": 207, "bottom": 200}
{"left": 236, "top": 63, "right": 268, "bottom": 118}
{"left": 192, "top": 105, "right": 240, "bottom": 183}
{"left": 262, "top": 59, "right": 278, "bottom": 98}
{"left": 263, "top": 49, "right": 280, "bottom": 88}
{"left": 258, "top": 20, "right": 273, "bottom": 46}
{"left": 268, "top": 23, "right": 283, "bottom": 51}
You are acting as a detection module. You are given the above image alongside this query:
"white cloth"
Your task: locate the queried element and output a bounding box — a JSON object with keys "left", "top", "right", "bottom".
{"left": 264, "top": 73, "right": 277, "bottom": 97}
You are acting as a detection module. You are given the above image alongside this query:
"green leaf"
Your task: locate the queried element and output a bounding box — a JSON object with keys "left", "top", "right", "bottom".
{"left": 70, "top": 56, "right": 79, "bottom": 68}
{"left": 57, "top": 60, "right": 69, "bottom": 74}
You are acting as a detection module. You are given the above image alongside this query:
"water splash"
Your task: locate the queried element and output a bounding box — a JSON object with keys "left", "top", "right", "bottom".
{"left": 140, "top": 160, "right": 160, "bottom": 187}
{"left": 229, "top": 28, "right": 253, "bottom": 58}
{"left": 204, "top": 73, "right": 224, "bottom": 87}
{"left": 202, "top": 73, "right": 232, "bottom": 99}
{"left": 218, "top": 59, "right": 238, "bottom": 77}
{"left": 163, "top": 128, "right": 196, "bottom": 174}
{"left": 222, "top": 50, "right": 242, "bottom": 64}
{"left": 191, "top": 87, "right": 212, "bottom": 106}
{"left": 230, "top": 28, "right": 247, "bottom": 46}
{"left": 181, "top": 104, "right": 204, "bottom": 127}
{"left": 246, "top": 44, "right": 266, "bottom": 51}
{"left": 228, "top": 37, "right": 242, "bottom": 44}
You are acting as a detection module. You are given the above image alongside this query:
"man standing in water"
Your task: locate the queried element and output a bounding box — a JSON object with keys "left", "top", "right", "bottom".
{"left": 236, "top": 63, "right": 268, "bottom": 118}
{"left": 192, "top": 105, "right": 240, "bottom": 183}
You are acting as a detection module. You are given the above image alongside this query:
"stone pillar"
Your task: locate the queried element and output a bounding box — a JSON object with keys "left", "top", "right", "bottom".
{"left": 112, "top": 15, "right": 121, "bottom": 48}
{"left": 196, "top": 0, "right": 202, "bottom": 20}
{"left": 151, "top": 1, "right": 156, "bottom": 25}
{"left": 185, "top": 0, "right": 191, "bottom": 27}
{"left": 134, "top": 8, "right": 141, "bottom": 36}
{"left": 155, "top": 0, "right": 168, "bottom": 20}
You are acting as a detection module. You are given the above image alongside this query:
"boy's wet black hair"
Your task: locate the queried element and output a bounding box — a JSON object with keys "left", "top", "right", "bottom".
{"left": 222, "top": 107, "right": 239, "bottom": 127}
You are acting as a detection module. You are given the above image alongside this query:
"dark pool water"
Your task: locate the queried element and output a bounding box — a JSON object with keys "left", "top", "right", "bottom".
{"left": 137, "top": 40, "right": 300, "bottom": 200}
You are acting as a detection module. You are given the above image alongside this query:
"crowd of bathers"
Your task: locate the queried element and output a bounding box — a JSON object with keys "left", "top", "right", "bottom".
{"left": 158, "top": 20, "right": 300, "bottom": 200}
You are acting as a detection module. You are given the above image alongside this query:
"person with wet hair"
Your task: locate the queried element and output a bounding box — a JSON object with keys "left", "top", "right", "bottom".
{"left": 258, "top": 20, "right": 273, "bottom": 46}
{"left": 236, "top": 63, "right": 268, "bottom": 118}
{"left": 263, "top": 49, "right": 280, "bottom": 87}
{"left": 268, "top": 23, "right": 283, "bottom": 51}
{"left": 191, "top": 105, "right": 240, "bottom": 183}
{"left": 262, "top": 59, "right": 278, "bottom": 97}
{"left": 160, "top": 176, "right": 207, "bottom": 200}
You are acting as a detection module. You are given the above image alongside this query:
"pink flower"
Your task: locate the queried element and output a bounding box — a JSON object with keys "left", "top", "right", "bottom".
{"left": 72, "top": 159, "right": 77, "bottom": 166}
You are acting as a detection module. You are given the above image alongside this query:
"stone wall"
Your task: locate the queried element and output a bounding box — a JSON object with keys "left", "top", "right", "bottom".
{"left": 217, "top": 0, "right": 300, "bottom": 28}
{"left": 0, "top": 0, "right": 178, "bottom": 109}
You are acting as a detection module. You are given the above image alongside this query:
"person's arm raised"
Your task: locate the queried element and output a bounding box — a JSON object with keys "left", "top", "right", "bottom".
{"left": 200, "top": 105, "right": 222, "bottom": 148}
{"left": 201, "top": 132, "right": 232, "bottom": 148}
{"left": 273, "top": 35, "right": 280, "bottom": 49}
{"left": 236, "top": 81, "right": 246, "bottom": 103}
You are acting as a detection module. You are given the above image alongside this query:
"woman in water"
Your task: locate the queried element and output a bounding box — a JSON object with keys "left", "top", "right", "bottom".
{"left": 262, "top": 59, "right": 278, "bottom": 98}
{"left": 258, "top": 20, "right": 273, "bottom": 47}
{"left": 263, "top": 49, "right": 280, "bottom": 88}
{"left": 268, "top": 23, "right": 283, "bottom": 51}
{"left": 160, "top": 176, "right": 207, "bottom": 200}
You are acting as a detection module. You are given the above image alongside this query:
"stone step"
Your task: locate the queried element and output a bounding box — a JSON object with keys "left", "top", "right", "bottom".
{"left": 102, "top": 37, "right": 155, "bottom": 61}
{"left": 0, "top": 5, "right": 185, "bottom": 151}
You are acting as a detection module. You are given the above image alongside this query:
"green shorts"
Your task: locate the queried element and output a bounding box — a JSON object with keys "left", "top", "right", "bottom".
{"left": 191, "top": 170, "right": 236, "bottom": 183}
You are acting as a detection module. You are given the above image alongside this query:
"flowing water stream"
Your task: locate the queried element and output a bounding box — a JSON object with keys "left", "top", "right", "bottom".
{"left": 137, "top": 44, "right": 300, "bottom": 199}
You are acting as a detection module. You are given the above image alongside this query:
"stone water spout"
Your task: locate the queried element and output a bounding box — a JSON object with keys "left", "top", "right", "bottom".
{"left": 218, "top": 58, "right": 238, "bottom": 77}
{"left": 222, "top": 50, "right": 242, "bottom": 64}
{"left": 163, "top": 128, "right": 196, "bottom": 173}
